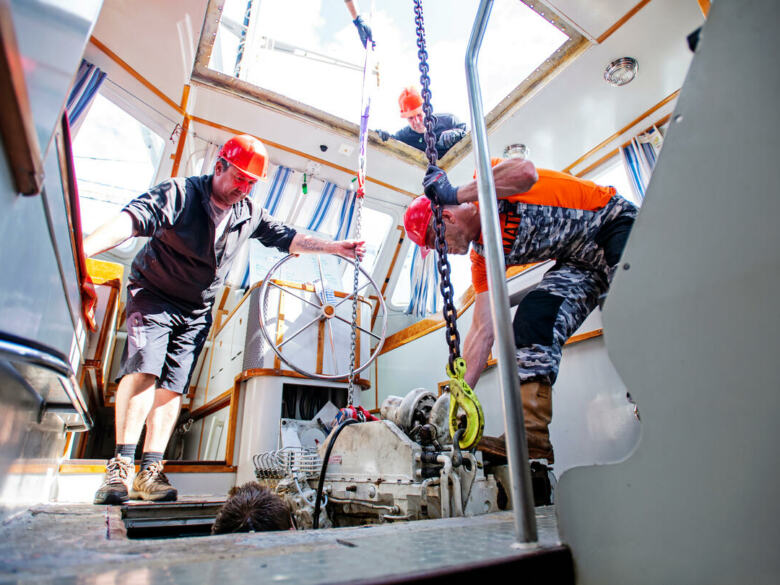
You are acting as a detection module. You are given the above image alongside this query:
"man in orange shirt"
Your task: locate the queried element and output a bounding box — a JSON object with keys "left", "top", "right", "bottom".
{"left": 404, "top": 160, "right": 637, "bottom": 493}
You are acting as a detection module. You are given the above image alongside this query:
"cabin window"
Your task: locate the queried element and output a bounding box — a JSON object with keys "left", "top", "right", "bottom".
{"left": 390, "top": 246, "right": 472, "bottom": 314}
{"left": 72, "top": 94, "right": 166, "bottom": 244}
{"left": 586, "top": 156, "right": 642, "bottom": 207}
{"left": 198, "top": 0, "right": 583, "bottom": 136}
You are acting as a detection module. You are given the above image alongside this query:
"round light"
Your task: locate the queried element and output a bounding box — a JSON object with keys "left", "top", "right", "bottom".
{"left": 503, "top": 143, "right": 529, "bottom": 159}
{"left": 604, "top": 57, "right": 638, "bottom": 87}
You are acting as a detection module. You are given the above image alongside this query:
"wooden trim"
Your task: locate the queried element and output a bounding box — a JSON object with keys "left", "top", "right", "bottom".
{"left": 59, "top": 461, "right": 237, "bottom": 474}
{"left": 565, "top": 328, "right": 603, "bottom": 345}
{"left": 90, "top": 36, "right": 184, "bottom": 115}
{"left": 316, "top": 320, "right": 325, "bottom": 374}
{"left": 0, "top": 1, "right": 43, "bottom": 195}
{"left": 224, "top": 383, "right": 240, "bottom": 466}
{"left": 189, "top": 115, "right": 418, "bottom": 199}
{"left": 236, "top": 368, "right": 370, "bottom": 389}
{"left": 85, "top": 258, "right": 124, "bottom": 288}
{"left": 575, "top": 112, "right": 673, "bottom": 178}
{"left": 381, "top": 226, "right": 405, "bottom": 297}
{"left": 697, "top": 0, "right": 710, "bottom": 17}
{"left": 190, "top": 388, "right": 232, "bottom": 420}
{"left": 563, "top": 90, "right": 680, "bottom": 174}
{"left": 180, "top": 84, "right": 191, "bottom": 110}
{"left": 170, "top": 116, "right": 190, "bottom": 177}
{"left": 596, "top": 0, "right": 652, "bottom": 43}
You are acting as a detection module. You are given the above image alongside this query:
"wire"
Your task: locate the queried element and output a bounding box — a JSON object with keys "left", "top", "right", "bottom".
{"left": 312, "top": 418, "right": 357, "bottom": 529}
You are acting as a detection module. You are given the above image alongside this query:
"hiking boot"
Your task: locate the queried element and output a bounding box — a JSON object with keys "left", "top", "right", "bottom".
{"left": 521, "top": 381, "right": 554, "bottom": 463}
{"left": 94, "top": 456, "right": 134, "bottom": 505}
{"left": 129, "top": 461, "right": 177, "bottom": 502}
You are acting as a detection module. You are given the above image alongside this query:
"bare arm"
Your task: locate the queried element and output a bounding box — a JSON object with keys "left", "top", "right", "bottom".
{"left": 345, "top": 0, "right": 359, "bottom": 19}
{"left": 289, "top": 234, "right": 366, "bottom": 260}
{"left": 456, "top": 159, "right": 538, "bottom": 203}
{"left": 83, "top": 211, "right": 136, "bottom": 258}
{"left": 463, "top": 292, "right": 495, "bottom": 388}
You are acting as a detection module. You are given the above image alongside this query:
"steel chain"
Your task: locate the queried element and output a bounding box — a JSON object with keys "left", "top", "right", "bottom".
{"left": 347, "top": 195, "right": 364, "bottom": 405}
{"left": 413, "top": 0, "right": 461, "bottom": 373}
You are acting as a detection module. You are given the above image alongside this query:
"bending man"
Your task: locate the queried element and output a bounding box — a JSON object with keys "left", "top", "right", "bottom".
{"left": 86, "top": 134, "right": 365, "bottom": 505}
{"left": 404, "top": 159, "right": 636, "bottom": 472}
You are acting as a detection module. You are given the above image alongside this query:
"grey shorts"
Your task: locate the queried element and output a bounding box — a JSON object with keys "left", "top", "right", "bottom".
{"left": 117, "top": 288, "right": 212, "bottom": 395}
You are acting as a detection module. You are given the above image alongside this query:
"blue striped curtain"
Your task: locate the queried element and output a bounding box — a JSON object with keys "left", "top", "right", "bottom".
{"left": 405, "top": 246, "right": 439, "bottom": 317}
{"left": 263, "top": 165, "right": 291, "bottom": 215}
{"left": 620, "top": 126, "right": 664, "bottom": 201}
{"left": 307, "top": 181, "right": 338, "bottom": 231}
{"left": 333, "top": 188, "right": 357, "bottom": 240}
{"left": 67, "top": 60, "right": 106, "bottom": 128}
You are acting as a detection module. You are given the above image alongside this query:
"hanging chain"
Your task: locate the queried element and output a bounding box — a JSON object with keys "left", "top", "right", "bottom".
{"left": 347, "top": 196, "right": 364, "bottom": 405}
{"left": 414, "top": 0, "right": 461, "bottom": 373}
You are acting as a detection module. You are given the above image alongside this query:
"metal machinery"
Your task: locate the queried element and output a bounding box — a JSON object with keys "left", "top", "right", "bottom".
{"left": 254, "top": 388, "right": 499, "bottom": 529}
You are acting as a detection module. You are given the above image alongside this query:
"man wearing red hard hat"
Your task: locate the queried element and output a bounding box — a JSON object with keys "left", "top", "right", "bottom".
{"left": 404, "top": 157, "right": 637, "bottom": 503}
{"left": 84, "top": 134, "right": 364, "bottom": 505}
{"left": 377, "top": 86, "right": 467, "bottom": 159}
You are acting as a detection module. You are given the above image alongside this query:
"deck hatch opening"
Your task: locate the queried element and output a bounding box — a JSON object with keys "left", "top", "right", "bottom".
{"left": 121, "top": 501, "right": 224, "bottom": 539}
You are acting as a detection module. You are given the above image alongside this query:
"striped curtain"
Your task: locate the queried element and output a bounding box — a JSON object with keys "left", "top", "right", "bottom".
{"left": 263, "top": 165, "right": 292, "bottom": 216}
{"left": 307, "top": 181, "right": 338, "bottom": 231}
{"left": 621, "top": 126, "right": 664, "bottom": 201}
{"left": 405, "top": 246, "right": 439, "bottom": 317}
{"left": 67, "top": 60, "right": 106, "bottom": 132}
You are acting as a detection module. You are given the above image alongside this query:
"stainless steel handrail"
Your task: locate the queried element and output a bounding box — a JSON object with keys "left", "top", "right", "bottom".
{"left": 464, "top": 0, "right": 538, "bottom": 546}
{"left": 0, "top": 337, "right": 92, "bottom": 431}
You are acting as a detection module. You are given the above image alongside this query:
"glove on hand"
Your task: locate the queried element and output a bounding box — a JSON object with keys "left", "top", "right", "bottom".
{"left": 353, "top": 15, "right": 374, "bottom": 48}
{"left": 423, "top": 164, "right": 459, "bottom": 205}
{"left": 436, "top": 129, "right": 465, "bottom": 151}
{"left": 376, "top": 129, "right": 391, "bottom": 142}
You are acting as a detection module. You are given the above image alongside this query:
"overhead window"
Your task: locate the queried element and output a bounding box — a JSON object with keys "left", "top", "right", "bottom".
{"left": 72, "top": 95, "right": 165, "bottom": 238}
{"left": 200, "top": 0, "right": 582, "bottom": 137}
{"left": 587, "top": 156, "right": 641, "bottom": 207}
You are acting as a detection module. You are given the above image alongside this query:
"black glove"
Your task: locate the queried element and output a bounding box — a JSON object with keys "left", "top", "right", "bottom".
{"left": 376, "top": 129, "right": 391, "bottom": 142}
{"left": 353, "top": 15, "right": 374, "bottom": 48}
{"left": 436, "top": 129, "right": 465, "bottom": 152}
{"left": 423, "top": 164, "right": 459, "bottom": 205}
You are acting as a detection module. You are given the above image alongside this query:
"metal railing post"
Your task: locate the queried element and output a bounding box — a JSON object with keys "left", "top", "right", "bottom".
{"left": 464, "top": 0, "right": 538, "bottom": 546}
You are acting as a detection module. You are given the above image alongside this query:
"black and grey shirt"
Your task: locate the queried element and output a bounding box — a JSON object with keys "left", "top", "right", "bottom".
{"left": 123, "top": 174, "right": 296, "bottom": 311}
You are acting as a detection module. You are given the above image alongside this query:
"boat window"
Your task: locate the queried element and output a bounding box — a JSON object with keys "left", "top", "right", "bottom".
{"left": 73, "top": 95, "right": 166, "bottom": 244}
{"left": 390, "top": 245, "right": 472, "bottom": 314}
{"left": 200, "top": 0, "right": 577, "bottom": 135}
{"left": 587, "top": 157, "right": 642, "bottom": 207}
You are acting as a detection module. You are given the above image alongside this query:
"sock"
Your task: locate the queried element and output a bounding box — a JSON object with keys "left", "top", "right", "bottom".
{"left": 140, "top": 451, "right": 164, "bottom": 470}
{"left": 115, "top": 444, "right": 136, "bottom": 460}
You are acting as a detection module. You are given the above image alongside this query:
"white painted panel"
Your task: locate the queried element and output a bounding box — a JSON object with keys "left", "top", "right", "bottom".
{"left": 546, "top": 0, "right": 642, "bottom": 39}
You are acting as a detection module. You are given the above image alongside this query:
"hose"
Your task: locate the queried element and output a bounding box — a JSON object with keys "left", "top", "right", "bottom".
{"left": 313, "top": 418, "right": 358, "bottom": 529}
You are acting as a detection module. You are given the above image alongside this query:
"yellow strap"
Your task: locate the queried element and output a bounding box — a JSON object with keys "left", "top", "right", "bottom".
{"left": 446, "top": 357, "right": 484, "bottom": 450}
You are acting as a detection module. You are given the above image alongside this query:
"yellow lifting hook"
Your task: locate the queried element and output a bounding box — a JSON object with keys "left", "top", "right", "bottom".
{"left": 446, "top": 357, "right": 484, "bottom": 450}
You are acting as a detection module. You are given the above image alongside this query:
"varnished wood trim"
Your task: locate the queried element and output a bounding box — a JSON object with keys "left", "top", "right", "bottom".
{"left": 90, "top": 36, "right": 184, "bottom": 115}
{"left": 563, "top": 90, "right": 680, "bottom": 174}
{"left": 697, "top": 0, "right": 710, "bottom": 17}
{"left": 224, "top": 383, "right": 240, "bottom": 466}
{"left": 180, "top": 84, "right": 191, "bottom": 110}
{"left": 0, "top": 1, "right": 43, "bottom": 195}
{"left": 316, "top": 320, "right": 325, "bottom": 374}
{"left": 190, "top": 388, "right": 232, "bottom": 420}
{"left": 59, "top": 461, "right": 237, "bottom": 474}
{"left": 596, "top": 0, "right": 652, "bottom": 43}
{"left": 189, "top": 115, "right": 418, "bottom": 199}
{"left": 565, "top": 328, "right": 603, "bottom": 345}
{"left": 575, "top": 112, "right": 672, "bottom": 178}
{"left": 170, "top": 116, "right": 190, "bottom": 177}
{"left": 236, "top": 368, "right": 371, "bottom": 389}
{"left": 381, "top": 226, "right": 405, "bottom": 297}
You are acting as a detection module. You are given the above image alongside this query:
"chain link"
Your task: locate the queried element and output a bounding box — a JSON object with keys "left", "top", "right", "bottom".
{"left": 414, "top": 0, "right": 461, "bottom": 373}
{"left": 347, "top": 195, "right": 364, "bottom": 405}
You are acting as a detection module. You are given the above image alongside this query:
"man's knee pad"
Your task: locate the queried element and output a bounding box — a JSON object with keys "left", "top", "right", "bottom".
{"left": 513, "top": 289, "right": 564, "bottom": 347}
{"left": 596, "top": 215, "right": 635, "bottom": 267}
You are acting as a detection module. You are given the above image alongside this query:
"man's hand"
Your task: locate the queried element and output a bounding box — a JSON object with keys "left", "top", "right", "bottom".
{"left": 376, "top": 129, "right": 391, "bottom": 142}
{"left": 333, "top": 239, "right": 366, "bottom": 260}
{"left": 353, "top": 15, "right": 374, "bottom": 48}
{"left": 423, "top": 164, "right": 459, "bottom": 205}
{"left": 436, "top": 128, "right": 465, "bottom": 152}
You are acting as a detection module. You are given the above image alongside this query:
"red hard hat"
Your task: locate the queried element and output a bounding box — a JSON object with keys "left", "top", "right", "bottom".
{"left": 218, "top": 134, "right": 269, "bottom": 181}
{"left": 403, "top": 196, "right": 433, "bottom": 257}
{"left": 398, "top": 86, "right": 423, "bottom": 119}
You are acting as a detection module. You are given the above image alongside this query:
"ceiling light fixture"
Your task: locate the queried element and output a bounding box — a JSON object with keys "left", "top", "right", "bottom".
{"left": 604, "top": 57, "right": 638, "bottom": 87}
{"left": 503, "top": 143, "right": 528, "bottom": 159}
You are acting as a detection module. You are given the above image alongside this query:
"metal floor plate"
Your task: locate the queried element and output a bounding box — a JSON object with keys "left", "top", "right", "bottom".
{"left": 0, "top": 502, "right": 562, "bottom": 584}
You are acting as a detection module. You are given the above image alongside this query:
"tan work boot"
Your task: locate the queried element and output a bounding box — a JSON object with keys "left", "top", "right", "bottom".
{"left": 129, "top": 461, "right": 178, "bottom": 502}
{"left": 94, "top": 456, "right": 134, "bottom": 505}
{"left": 521, "top": 381, "right": 554, "bottom": 463}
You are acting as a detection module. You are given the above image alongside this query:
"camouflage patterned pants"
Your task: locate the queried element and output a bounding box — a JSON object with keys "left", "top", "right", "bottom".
{"left": 497, "top": 195, "right": 638, "bottom": 384}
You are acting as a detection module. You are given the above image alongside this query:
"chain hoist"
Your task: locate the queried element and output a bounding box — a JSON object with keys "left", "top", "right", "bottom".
{"left": 413, "top": 0, "right": 483, "bottom": 449}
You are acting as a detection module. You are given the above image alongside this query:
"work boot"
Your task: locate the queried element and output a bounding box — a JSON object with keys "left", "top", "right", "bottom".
{"left": 93, "top": 456, "right": 134, "bottom": 505}
{"left": 129, "top": 461, "right": 177, "bottom": 502}
{"left": 521, "top": 381, "right": 554, "bottom": 463}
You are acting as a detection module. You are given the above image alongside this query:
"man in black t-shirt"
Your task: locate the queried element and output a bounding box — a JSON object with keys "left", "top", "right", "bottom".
{"left": 85, "top": 134, "right": 364, "bottom": 505}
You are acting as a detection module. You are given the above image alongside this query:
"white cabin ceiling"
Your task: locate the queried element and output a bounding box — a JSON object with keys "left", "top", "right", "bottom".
{"left": 545, "top": 0, "right": 645, "bottom": 40}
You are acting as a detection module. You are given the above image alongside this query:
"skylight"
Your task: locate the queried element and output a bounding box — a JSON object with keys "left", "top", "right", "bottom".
{"left": 207, "top": 0, "right": 570, "bottom": 135}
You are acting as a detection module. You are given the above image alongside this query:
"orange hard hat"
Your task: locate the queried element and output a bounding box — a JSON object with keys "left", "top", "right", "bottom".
{"left": 218, "top": 134, "right": 269, "bottom": 181}
{"left": 403, "top": 196, "right": 434, "bottom": 257}
{"left": 398, "top": 86, "right": 423, "bottom": 119}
